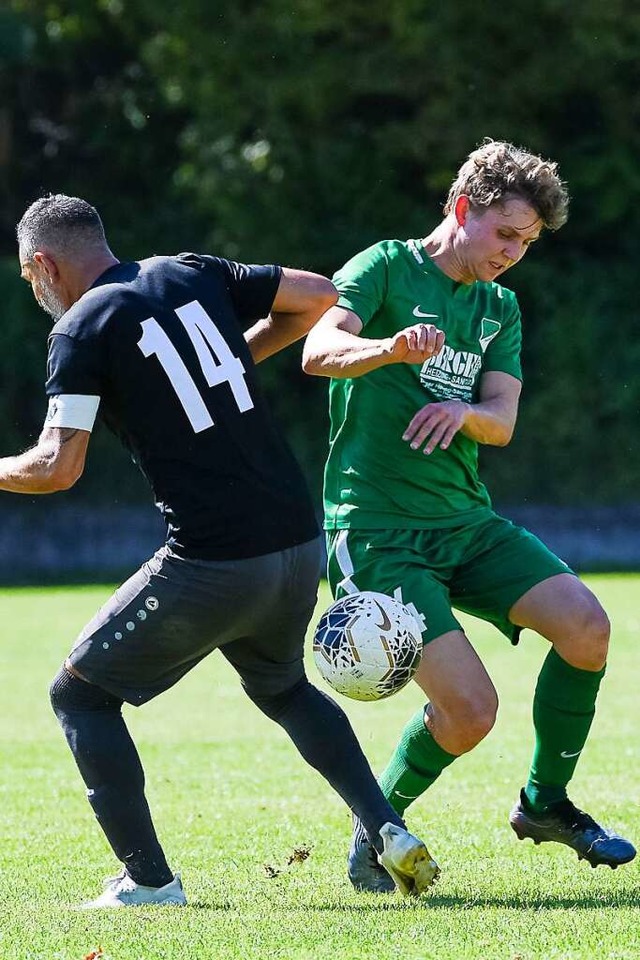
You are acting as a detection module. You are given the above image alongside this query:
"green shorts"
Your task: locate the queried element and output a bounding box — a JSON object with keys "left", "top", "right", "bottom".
{"left": 326, "top": 515, "right": 574, "bottom": 646}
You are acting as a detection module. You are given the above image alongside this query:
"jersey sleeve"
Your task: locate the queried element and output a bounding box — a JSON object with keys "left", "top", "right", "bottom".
{"left": 482, "top": 297, "right": 523, "bottom": 381}
{"left": 332, "top": 243, "right": 389, "bottom": 327}
{"left": 46, "top": 333, "right": 106, "bottom": 398}
{"left": 202, "top": 256, "right": 282, "bottom": 323}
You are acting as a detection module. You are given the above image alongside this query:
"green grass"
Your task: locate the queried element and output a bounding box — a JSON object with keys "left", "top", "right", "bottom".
{"left": 0, "top": 575, "right": 638, "bottom": 960}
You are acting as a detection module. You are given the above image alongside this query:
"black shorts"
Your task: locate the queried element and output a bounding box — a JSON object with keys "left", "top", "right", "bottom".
{"left": 67, "top": 538, "right": 323, "bottom": 706}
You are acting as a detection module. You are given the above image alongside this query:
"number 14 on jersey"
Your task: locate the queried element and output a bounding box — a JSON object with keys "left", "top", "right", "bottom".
{"left": 138, "top": 300, "right": 254, "bottom": 433}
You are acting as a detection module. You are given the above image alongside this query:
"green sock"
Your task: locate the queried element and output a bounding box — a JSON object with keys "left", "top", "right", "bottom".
{"left": 378, "top": 706, "right": 457, "bottom": 816}
{"left": 525, "top": 647, "right": 605, "bottom": 812}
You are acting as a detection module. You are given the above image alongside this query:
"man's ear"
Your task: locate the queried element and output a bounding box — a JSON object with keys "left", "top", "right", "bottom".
{"left": 454, "top": 195, "right": 470, "bottom": 226}
{"left": 33, "top": 250, "right": 60, "bottom": 281}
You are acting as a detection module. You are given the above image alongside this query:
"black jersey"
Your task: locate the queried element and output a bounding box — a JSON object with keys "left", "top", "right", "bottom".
{"left": 45, "top": 254, "right": 319, "bottom": 560}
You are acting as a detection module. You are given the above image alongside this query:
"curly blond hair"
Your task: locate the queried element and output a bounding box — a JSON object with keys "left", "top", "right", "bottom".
{"left": 444, "top": 140, "right": 569, "bottom": 231}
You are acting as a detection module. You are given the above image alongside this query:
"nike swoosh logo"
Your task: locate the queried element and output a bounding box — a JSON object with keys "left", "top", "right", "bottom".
{"left": 373, "top": 600, "right": 392, "bottom": 631}
{"left": 394, "top": 791, "right": 420, "bottom": 799}
{"left": 560, "top": 749, "right": 582, "bottom": 759}
{"left": 412, "top": 306, "right": 439, "bottom": 319}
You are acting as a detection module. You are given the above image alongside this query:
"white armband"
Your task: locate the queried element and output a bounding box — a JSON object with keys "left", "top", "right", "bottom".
{"left": 44, "top": 394, "right": 101, "bottom": 432}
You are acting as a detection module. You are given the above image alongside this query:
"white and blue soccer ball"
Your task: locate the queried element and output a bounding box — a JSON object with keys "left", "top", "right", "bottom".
{"left": 313, "top": 591, "right": 423, "bottom": 702}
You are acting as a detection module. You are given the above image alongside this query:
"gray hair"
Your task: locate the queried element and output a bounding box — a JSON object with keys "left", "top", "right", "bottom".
{"left": 17, "top": 194, "right": 108, "bottom": 259}
{"left": 444, "top": 140, "right": 569, "bottom": 231}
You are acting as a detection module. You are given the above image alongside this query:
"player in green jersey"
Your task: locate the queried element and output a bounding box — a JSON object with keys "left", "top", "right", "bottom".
{"left": 303, "top": 140, "right": 636, "bottom": 892}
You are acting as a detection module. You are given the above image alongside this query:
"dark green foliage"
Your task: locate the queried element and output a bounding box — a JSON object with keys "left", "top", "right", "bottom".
{"left": 1, "top": 0, "right": 639, "bottom": 505}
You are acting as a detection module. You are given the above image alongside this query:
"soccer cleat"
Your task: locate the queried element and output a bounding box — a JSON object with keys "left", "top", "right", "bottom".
{"left": 81, "top": 871, "right": 187, "bottom": 908}
{"left": 378, "top": 822, "right": 440, "bottom": 896}
{"left": 509, "top": 789, "right": 637, "bottom": 869}
{"left": 348, "top": 816, "right": 396, "bottom": 893}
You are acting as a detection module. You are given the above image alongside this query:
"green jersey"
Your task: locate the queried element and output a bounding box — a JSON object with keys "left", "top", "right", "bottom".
{"left": 324, "top": 239, "right": 522, "bottom": 530}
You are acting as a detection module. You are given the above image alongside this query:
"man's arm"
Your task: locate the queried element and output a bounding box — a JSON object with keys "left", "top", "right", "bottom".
{"left": 302, "top": 306, "right": 445, "bottom": 378}
{"left": 402, "top": 371, "right": 522, "bottom": 455}
{"left": 244, "top": 268, "right": 338, "bottom": 363}
{"left": 0, "top": 427, "right": 90, "bottom": 493}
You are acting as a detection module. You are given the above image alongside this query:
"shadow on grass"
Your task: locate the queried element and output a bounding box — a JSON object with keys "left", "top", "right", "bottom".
{"left": 184, "top": 890, "right": 640, "bottom": 911}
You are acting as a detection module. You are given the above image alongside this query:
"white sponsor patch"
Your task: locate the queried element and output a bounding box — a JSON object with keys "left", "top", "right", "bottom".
{"left": 420, "top": 345, "right": 483, "bottom": 401}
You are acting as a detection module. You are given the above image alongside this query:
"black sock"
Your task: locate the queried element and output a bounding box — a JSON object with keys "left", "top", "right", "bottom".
{"left": 248, "top": 676, "right": 403, "bottom": 846}
{"left": 50, "top": 668, "right": 173, "bottom": 887}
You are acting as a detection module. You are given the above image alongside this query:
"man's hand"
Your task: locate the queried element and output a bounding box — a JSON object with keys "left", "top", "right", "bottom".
{"left": 387, "top": 323, "right": 445, "bottom": 365}
{"left": 302, "top": 309, "right": 445, "bottom": 379}
{"left": 402, "top": 400, "right": 469, "bottom": 455}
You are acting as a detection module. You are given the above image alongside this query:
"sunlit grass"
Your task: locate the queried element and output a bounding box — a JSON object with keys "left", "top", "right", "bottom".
{"left": 0, "top": 575, "right": 637, "bottom": 959}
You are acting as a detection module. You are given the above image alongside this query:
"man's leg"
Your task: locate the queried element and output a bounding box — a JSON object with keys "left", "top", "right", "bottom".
{"left": 326, "top": 528, "right": 501, "bottom": 889}
{"left": 340, "top": 630, "right": 496, "bottom": 892}
{"left": 508, "top": 573, "right": 635, "bottom": 866}
{"left": 378, "top": 629, "right": 498, "bottom": 815}
{"left": 246, "top": 676, "right": 439, "bottom": 895}
{"left": 247, "top": 676, "right": 403, "bottom": 840}
{"left": 50, "top": 666, "right": 184, "bottom": 905}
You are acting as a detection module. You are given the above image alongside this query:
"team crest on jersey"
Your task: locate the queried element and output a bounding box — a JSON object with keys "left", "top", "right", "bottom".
{"left": 479, "top": 318, "right": 501, "bottom": 353}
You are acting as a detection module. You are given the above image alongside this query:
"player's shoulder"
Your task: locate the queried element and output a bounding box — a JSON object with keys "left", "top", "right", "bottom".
{"left": 51, "top": 287, "right": 117, "bottom": 341}
{"left": 51, "top": 259, "right": 154, "bottom": 340}
{"left": 359, "top": 238, "right": 411, "bottom": 260}
{"left": 336, "top": 239, "right": 410, "bottom": 276}
{"left": 484, "top": 279, "right": 520, "bottom": 318}
{"left": 173, "top": 251, "right": 221, "bottom": 272}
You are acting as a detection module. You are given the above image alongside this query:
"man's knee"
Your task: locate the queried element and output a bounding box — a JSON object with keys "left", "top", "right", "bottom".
{"left": 244, "top": 676, "right": 311, "bottom": 721}
{"left": 556, "top": 596, "right": 610, "bottom": 671}
{"left": 49, "top": 666, "right": 121, "bottom": 718}
{"left": 454, "top": 694, "right": 498, "bottom": 752}
{"left": 429, "top": 689, "right": 498, "bottom": 755}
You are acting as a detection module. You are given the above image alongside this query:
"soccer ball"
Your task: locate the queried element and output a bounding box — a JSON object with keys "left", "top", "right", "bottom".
{"left": 313, "top": 591, "right": 423, "bottom": 702}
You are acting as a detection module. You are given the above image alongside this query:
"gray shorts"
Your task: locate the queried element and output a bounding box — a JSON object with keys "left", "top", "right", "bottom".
{"left": 68, "top": 538, "right": 323, "bottom": 706}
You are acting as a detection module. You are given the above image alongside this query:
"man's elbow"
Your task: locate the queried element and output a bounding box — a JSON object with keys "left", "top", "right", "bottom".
{"left": 475, "top": 420, "right": 515, "bottom": 447}
{"left": 46, "top": 460, "right": 84, "bottom": 492}
{"left": 301, "top": 330, "right": 330, "bottom": 376}
{"left": 303, "top": 279, "right": 337, "bottom": 326}
{"left": 301, "top": 342, "right": 322, "bottom": 376}
{"left": 493, "top": 423, "right": 516, "bottom": 447}
{"left": 315, "top": 278, "right": 338, "bottom": 310}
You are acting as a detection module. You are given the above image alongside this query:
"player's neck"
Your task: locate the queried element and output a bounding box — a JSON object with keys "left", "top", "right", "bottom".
{"left": 73, "top": 252, "right": 120, "bottom": 302}
{"left": 421, "top": 223, "right": 473, "bottom": 285}
{"left": 84, "top": 252, "right": 120, "bottom": 288}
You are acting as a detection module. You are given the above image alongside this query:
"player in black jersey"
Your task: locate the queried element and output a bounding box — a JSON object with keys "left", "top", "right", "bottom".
{"left": 3, "top": 193, "right": 437, "bottom": 907}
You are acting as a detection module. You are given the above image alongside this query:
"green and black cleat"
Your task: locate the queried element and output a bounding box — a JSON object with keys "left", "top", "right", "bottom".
{"left": 509, "top": 789, "right": 636, "bottom": 869}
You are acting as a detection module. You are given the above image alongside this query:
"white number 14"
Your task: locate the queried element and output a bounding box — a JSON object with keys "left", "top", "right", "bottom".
{"left": 138, "top": 300, "right": 254, "bottom": 433}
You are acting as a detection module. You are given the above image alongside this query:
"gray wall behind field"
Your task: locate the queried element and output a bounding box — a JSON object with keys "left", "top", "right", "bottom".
{"left": 1, "top": 501, "right": 639, "bottom": 585}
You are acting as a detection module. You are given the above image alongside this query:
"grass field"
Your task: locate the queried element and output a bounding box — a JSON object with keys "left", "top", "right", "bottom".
{"left": 0, "top": 575, "right": 637, "bottom": 960}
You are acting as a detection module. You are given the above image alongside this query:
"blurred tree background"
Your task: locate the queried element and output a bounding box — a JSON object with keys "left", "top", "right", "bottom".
{"left": 1, "top": 0, "right": 639, "bottom": 511}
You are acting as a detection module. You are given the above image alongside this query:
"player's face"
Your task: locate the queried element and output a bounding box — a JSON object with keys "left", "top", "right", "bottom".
{"left": 20, "top": 253, "right": 67, "bottom": 321}
{"left": 458, "top": 197, "right": 542, "bottom": 283}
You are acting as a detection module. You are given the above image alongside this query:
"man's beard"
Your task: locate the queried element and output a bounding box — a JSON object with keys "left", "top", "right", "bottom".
{"left": 37, "top": 284, "right": 66, "bottom": 321}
